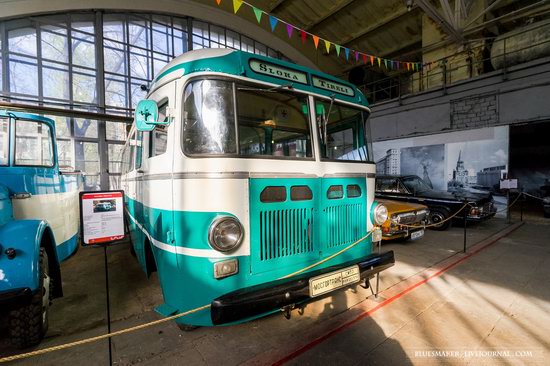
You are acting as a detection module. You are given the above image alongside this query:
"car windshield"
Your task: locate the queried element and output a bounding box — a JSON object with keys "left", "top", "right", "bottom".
{"left": 401, "top": 176, "right": 432, "bottom": 193}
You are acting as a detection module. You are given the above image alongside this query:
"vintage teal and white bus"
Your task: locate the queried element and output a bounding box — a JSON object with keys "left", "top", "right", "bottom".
{"left": 120, "top": 49, "right": 394, "bottom": 327}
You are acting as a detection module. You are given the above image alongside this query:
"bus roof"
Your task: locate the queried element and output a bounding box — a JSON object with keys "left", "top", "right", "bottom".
{"left": 151, "top": 49, "right": 369, "bottom": 107}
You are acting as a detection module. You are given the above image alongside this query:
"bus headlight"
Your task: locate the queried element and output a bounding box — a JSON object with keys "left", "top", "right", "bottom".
{"left": 373, "top": 204, "right": 388, "bottom": 226}
{"left": 208, "top": 216, "right": 244, "bottom": 252}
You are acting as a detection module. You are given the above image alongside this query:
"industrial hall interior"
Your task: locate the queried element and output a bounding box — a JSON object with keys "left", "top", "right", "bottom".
{"left": 0, "top": 0, "right": 549, "bottom": 365}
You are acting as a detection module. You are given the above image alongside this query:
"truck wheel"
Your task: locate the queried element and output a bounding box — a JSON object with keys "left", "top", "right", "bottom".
{"left": 429, "top": 209, "right": 451, "bottom": 231}
{"left": 8, "top": 248, "right": 51, "bottom": 348}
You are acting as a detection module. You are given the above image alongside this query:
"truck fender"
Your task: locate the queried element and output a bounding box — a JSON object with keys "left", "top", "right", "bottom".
{"left": 0, "top": 220, "right": 62, "bottom": 298}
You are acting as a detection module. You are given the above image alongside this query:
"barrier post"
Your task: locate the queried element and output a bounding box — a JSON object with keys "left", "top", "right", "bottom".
{"left": 375, "top": 238, "right": 381, "bottom": 298}
{"left": 463, "top": 200, "right": 468, "bottom": 253}
{"left": 507, "top": 189, "right": 511, "bottom": 224}
{"left": 520, "top": 191, "right": 524, "bottom": 222}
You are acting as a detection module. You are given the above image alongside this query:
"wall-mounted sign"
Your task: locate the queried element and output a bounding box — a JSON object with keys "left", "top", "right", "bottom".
{"left": 249, "top": 59, "right": 308, "bottom": 85}
{"left": 312, "top": 76, "right": 355, "bottom": 97}
{"left": 80, "top": 191, "right": 125, "bottom": 245}
{"left": 500, "top": 179, "right": 518, "bottom": 190}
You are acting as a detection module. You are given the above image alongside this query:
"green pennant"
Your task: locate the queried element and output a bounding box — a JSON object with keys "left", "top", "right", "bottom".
{"left": 335, "top": 44, "right": 341, "bottom": 57}
{"left": 253, "top": 7, "right": 263, "bottom": 24}
{"left": 384, "top": 59, "right": 388, "bottom": 69}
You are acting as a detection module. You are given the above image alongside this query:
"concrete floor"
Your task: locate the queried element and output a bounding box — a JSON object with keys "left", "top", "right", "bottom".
{"left": 1, "top": 217, "right": 549, "bottom": 365}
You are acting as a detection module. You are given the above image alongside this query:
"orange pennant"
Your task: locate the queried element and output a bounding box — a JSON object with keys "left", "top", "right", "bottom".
{"left": 312, "top": 35, "right": 319, "bottom": 49}
{"left": 216, "top": 0, "right": 221, "bottom": 5}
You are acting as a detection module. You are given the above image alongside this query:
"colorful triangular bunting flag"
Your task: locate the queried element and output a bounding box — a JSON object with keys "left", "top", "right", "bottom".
{"left": 335, "top": 44, "right": 341, "bottom": 57}
{"left": 324, "top": 40, "right": 331, "bottom": 54}
{"left": 232, "top": 0, "right": 243, "bottom": 14}
{"left": 252, "top": 7, "right": 263, "bottom": 23}
{"left": 300, "top": 30, "right": 307, "bottom": 43}
{"left": 286, "top": 24, "right": 294, "bottom": 38}
{"left": 312, "top": 35, "right": 319, "bottom": 49}
{"left": 344, "top": 47, "right": 349, "bottom": 61}
{"left": 269, "top": 16, "right": 278, "bottom": 31}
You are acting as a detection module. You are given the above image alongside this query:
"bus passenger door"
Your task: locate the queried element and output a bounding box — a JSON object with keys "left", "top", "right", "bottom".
{"left": 135, "top": 85, "right": 174, "bottom": 274}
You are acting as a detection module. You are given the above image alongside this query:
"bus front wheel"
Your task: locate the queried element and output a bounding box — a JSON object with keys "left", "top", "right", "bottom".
{"left": 8, "top": 248, "right": 51, "bottom": 348}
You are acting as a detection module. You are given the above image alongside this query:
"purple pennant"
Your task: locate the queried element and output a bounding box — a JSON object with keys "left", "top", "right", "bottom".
{"left": 286, "top": 24, "right": 294, "bottom": 38}
{"left": 269, "top": 16, "right": 278, "bottom": 32}
{"left": 355, "top": 51, "right": 360, "bottom": 62}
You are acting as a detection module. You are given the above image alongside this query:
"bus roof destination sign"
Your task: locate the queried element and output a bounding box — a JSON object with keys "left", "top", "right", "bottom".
{"left": 312, "top": 76, "right": 355, "bottom": 97}
{"left": 249, "top": 59, "right": 308, "bottom": 85}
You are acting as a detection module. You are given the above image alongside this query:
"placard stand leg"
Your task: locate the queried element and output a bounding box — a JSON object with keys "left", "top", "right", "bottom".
{"left": 103, "top": 244, "right": 113, "bottom": 366}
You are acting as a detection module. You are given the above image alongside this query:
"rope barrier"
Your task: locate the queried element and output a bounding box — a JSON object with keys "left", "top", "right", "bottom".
{"left": 390, "top": 202, "right": 470, "bottom": 229}
{"left": 522, "top": 192, "right": 545, "bottom": 201}
{"left": 391, "top": 192, "right": 530, "bottom": 229}
{"left": 0, "top": 229, "right": 376, "bottom": 363}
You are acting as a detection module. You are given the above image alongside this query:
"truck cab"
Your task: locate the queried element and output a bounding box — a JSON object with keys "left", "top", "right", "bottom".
{"left": 0, "top": 110, "right": 82, "bottom": 348}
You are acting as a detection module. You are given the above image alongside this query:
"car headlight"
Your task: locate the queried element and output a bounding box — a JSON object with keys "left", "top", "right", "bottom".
{"left": 373, "top": 204, "right": 388, "bottom": 226}
{"left": 208, "top": 216, "right": 244, "bottom": 252}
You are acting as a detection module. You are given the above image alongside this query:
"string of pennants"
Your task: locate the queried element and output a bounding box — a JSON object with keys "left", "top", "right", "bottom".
{"left": 215, "top": 0, "right": 423, "bottom": 71}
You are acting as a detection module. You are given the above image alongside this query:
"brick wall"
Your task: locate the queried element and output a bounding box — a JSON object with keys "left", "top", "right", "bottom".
{"left": 450, "top": 93, "right": 498, "bottom": 129}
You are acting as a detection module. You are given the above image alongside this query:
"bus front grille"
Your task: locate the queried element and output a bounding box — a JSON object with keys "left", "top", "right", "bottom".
{"left": 325, "top": 203, "right": 366, "bottom": 248}
{"left": 259, "top": 208, "right": 314, "bottom": 261}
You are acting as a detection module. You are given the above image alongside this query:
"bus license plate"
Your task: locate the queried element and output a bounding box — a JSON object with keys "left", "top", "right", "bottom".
{"left": 410, "top": 229, "right": 424, "bottom": 240}
{"left": 309, "top": 265, "right": 360, "bottom": 298}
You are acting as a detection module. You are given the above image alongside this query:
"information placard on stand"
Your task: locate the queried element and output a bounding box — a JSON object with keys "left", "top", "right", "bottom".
{"left": 79, "top": 190, "right": 126, "bottom": 366}
{"left": 80, "top": 191, "right": 125, "bottom": 246}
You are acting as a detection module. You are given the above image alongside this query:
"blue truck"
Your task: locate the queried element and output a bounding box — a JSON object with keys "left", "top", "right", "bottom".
{"left": 0, "top": 110, "right": 82, "bottom": 348}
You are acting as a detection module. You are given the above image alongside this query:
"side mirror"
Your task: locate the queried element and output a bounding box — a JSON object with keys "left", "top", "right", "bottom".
{"left": 135, "top": 100, "right": 162, "bottom": 132}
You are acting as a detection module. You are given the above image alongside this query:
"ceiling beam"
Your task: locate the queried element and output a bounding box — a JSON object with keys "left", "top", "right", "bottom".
{"left": 340, "top": 6, "right": 416, "bottom": 47}
{"left": 268, "top": 0, "right": 288, "bottom": 13}
{"left": 416, "top": 0, "right": 464, "bottom": 42}
{"left": 303, "top": 0, "right": 356, "bottom": 31}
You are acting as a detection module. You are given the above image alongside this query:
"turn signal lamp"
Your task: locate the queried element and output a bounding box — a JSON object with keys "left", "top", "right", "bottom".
{"left": 214, "top": 259, "right": 239, "bottom": 279}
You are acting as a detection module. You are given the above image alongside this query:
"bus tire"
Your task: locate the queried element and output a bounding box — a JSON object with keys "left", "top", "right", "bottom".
{"left": 8, "top": 248, "right": 51, "bottom": 348}
{"left": 429, "top": 208, "right": 452, "bottom": 231}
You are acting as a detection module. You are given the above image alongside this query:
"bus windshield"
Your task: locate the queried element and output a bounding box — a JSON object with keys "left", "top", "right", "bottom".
{"left": 315, "top": 99, "right": 372, "bottom": 162}
{"left": 182, "top": 78, "right": 370, "bottom": 161}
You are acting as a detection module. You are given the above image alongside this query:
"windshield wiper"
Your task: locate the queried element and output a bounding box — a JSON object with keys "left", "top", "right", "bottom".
{"left": 321, "top": 94, "right": 336, "bottom": 144}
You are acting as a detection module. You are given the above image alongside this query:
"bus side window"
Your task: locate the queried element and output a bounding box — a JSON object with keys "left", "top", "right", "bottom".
{"left": 149, "top": 100, "right": 168, "bottom": 157}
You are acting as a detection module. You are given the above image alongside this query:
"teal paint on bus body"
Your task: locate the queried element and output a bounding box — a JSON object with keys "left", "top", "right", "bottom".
{"left": 124, "top": 176, "right": 374, "bottom": 326}
{"left": 152, "top": 50, "right": 369, "bottom": 107}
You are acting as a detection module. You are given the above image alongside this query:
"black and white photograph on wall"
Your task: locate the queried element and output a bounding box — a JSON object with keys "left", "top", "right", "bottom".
{"left": 373, "top": 126, "right": 509, "bottom": 217}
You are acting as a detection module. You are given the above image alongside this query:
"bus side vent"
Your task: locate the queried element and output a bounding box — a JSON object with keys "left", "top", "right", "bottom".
{"left": 259, "top": 208, "right": 314, "bottom": 261}
{"left": 325, "top": 203, "right": 365, "bottom": 248}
